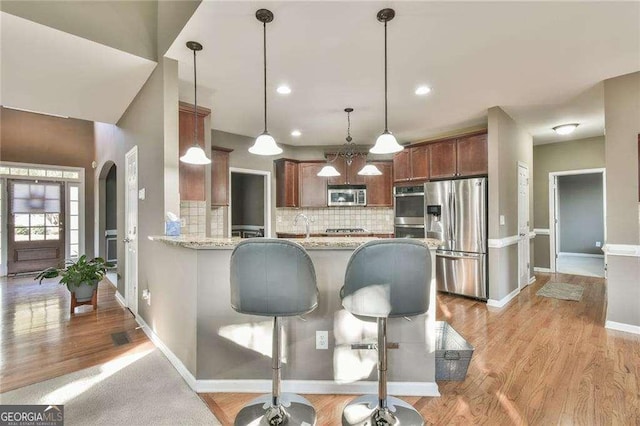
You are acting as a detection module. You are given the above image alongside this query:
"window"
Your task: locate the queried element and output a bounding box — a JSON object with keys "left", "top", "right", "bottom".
{"left": 11, "top": 183, "right": 62, "bottom": 242}
{"left": 68, "top": 184, "right": 80, "bottom": 257}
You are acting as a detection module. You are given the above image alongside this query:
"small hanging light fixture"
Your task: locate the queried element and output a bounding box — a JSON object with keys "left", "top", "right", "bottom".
{"left": 370, "top": 8, "right": 404, "bottom": 155}
{"left": 180, "top": 41, "right": 211, "bottom": 165}
{"left": 249, "top": 9, "right": 283, "bottom": 156}
{"left": 317, "top": 108, "right": 382, "bottom": 177}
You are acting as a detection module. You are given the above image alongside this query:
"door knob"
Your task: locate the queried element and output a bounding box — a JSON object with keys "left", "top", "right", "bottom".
{"left": 123, "top": 237, "right": 131, "bottom": 243}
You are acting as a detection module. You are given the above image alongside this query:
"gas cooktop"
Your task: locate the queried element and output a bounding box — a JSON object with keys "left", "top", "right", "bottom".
{"left": 325, "top": 228, "right": 370, "bottom": 234}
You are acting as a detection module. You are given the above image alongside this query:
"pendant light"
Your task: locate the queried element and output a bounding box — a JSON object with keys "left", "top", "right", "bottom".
{"left": 180, "top": 41, "right": 211, "bottom": 165}
{"left": 249, "top": 9, "right": 283, "bottom": 156}
{"left": 370, "top": 8, "right": 404, "bottom": 155}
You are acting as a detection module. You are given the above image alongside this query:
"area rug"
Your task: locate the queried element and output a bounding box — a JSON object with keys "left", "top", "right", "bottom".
{"left": 0, "top": 349, "right": 220, "bottom": 426}
{"left": 536, "top": 282, "right": 584, "bottom": 301}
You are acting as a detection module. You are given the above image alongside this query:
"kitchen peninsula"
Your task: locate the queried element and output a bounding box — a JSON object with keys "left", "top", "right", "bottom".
{"left": 146, "top": 235, "right": 442, "bottom": 396}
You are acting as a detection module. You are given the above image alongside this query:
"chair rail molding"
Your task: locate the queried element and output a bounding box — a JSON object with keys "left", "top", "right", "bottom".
{"left": 602, "top": 244, "right": 640, "bottom": 257}
{"left": 534, "top": 228, "right": 550, "bottom": 235}
{"left": 488, "top": 235, "right": 520, "bottom": 248}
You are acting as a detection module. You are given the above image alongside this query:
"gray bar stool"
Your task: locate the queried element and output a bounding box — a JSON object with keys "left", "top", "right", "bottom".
{"left": 230, "top": 238, "right": 319, "bottom": 426}
{"left": 340, "top": 239, "right": 431, "bottom": 426}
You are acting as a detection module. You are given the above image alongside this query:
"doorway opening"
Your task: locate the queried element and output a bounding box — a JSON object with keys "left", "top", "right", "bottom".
{"left": 549, "top": 169, "right": 606, "bottom": 277}
{"left": 98, "top": 161, "right": 117, "bottom": 285}
{"left": 229, "top": 168, "right": 271, "bottom": 238}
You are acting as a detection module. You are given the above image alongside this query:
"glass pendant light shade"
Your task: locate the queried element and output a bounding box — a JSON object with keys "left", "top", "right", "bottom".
{"left": 370, "top": 131, "right": 403, "bottom": 154}
{"left": 357, "top": 163, "right": 382, "bottom": 176}
{"left": 317, "top": 164, "right": 341, "bottom": 177}
{"left": 180, "top": 146, "right": 211, "bottom": 165}
{"left": 249, "top": 132, "right": 283, "bottom": 156}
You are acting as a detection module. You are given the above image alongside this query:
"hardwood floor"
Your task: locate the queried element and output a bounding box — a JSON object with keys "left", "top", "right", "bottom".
{"left": 0, "top": 275, "right": 152, "bottom": 393}
{"left": 200, "top": 273, "right": 640, "bottom": 425}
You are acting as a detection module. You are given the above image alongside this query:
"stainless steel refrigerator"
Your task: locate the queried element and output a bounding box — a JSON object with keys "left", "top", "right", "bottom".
{"left": 425, "top": 178, "right": 488, "bottom": 300}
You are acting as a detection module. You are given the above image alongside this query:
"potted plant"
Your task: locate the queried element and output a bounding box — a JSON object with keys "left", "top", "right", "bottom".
{"left": 36, "top": 255, "right": 115, "bottom": 313}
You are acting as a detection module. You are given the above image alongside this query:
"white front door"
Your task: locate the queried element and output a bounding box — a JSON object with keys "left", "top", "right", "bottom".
{"left": 518, "top": 163, "right": 530, "bottom": 288}
{"left": 124, "top": 147, "right": 138, "bottom": 314}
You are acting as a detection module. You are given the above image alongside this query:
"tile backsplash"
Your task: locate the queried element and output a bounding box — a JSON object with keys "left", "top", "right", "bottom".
{"left": 276, "top": 207, "right": 394, "bottom": 234}
{"left": 210, "top": 207, "right": 225, "bottom": 238}
{"left": 180, "top": 200, "right": 206, "bottom": 236}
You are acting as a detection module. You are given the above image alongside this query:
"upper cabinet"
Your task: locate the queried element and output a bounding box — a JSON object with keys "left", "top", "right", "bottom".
{"left": 211, "top": 146, "right": 232, "bottom": 206}
{"left": 299, "top": 162, "right": 328, "bottom": 207}
{"left": 393, "top": 145, "right": 429, "bottom": 182}
{"left": 327, "top": 156, "right": 366, "bottom": 185}
{"left": 178, "top": 102, "right": 211, "bottom": 201}
{"left": 365, "top": 161, "right": 393, "bottom": 207}
{"left": 275, "top": 159, "right": 299, "bottom": 208}
{"left": 395, "top": 132, "right": 488, "bottom": 182}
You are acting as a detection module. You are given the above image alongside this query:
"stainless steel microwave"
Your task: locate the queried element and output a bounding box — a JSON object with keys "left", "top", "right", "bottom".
{"left": 327, "top": 185, "right": 367, "bottom": 207}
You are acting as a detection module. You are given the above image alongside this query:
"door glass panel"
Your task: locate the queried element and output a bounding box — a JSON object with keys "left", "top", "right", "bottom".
{"left": 31, "top": 214, "right": 45, "bottom": 226}
{"left": 45, "top": 227, "right": 60, "bottom": 240}
{"left": 14, "top": 227, "right": 29, "bottom": 241}
{"left": 14, "top": 214, "right": 30, "bottom": 227}
{"left": 70, "top": 244, "right": 79, "bottom": 257}
{"left": 70, "top": 230, "right": 79, "bottom": 244}
{"left": 46, "top": 213, "right": 59, "bottom": 226}
{"left": 70, "top": 216, "right": 79, "bottom": 229}
{"left": 70, "top": 201, "right": 78, "bottom": 215}
{"left": 31, "top": 227, "right": 45, "bottom": 240}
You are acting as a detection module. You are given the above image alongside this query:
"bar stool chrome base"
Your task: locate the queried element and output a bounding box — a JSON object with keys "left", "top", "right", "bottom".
{"left": 234, "top": 393, "right": 316, "bottom": 426}
{"left": 341, "top": 395, "right": 424, "bottom": 426}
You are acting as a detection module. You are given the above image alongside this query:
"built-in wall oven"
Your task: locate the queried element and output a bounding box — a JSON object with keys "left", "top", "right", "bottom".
{"left": 394, "top": 184, "right": 425, "bottom": 238}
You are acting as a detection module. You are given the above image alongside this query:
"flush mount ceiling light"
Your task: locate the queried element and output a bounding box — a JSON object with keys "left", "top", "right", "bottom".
{"left": 249, "top": 9, "right": 283, "bottom": 156}
{"left": 553, "top": 123, "right": 579, "bottom": 135}
{"left": 317, "top": 108, "right": 382, "bottom": 177}
{"left": 180, "top": 41, "right": 211, "bottom": 165}
{"left": 291, "top": 130, "right": 302, "bottom": 137}
{"left": 415, "top": 85, "right": 432, "bottom": 96}
{"left": 277, "top": 85, "right": 292, "bottom": 95}
{"left": 370, "top": 8, "right": 404, "bottom": 155}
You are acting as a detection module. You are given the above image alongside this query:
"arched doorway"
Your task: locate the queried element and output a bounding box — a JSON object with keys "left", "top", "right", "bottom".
{"left": 98, "top": 161, "right": 117, "bottom": 269}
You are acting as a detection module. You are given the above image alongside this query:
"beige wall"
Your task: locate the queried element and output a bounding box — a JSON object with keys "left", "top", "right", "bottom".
{"left": 532, "top": 136, "right": 605, "bottom": 268}
{"left": 487, "top": 106, "right": 533, "bottom": 300}
{"left": 1, "top": 107, "right": 96, "bottom": 258}
{"left": 603, "top": 71, "right": 640, "bottom": 328}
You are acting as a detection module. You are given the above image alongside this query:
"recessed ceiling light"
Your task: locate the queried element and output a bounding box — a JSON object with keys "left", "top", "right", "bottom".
{"left": 291, "top": 130, "right": 302, "bottom": 137}
{"left": 553, "top": 123, "right": 579, "bottom": 135}
{"left": 415, "top": 85, "right": 432, "bottom": 95}
{"left": 277, "top": 85, "right": 292, "bottom": 95}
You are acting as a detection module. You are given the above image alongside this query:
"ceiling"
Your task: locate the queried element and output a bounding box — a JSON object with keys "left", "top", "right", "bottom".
{"left": 166, "top": 1, "right": 640, "bottom": 146}
{"left": 0, "top": 12, "right": 156, "bottom": 124}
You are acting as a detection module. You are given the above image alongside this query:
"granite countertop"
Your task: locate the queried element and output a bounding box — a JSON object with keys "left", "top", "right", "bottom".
{"left": 149, "top": 235, "right": 442, "bottom": 250}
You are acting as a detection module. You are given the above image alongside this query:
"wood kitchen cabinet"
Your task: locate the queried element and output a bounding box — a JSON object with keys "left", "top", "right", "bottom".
{"left": 364, "top": 161, "right": 393, "bottom": 207}
{"left": 275, "top": 159, "right": 299, "bottom": 207}
{"left": 211, "top": 146, "right": 232, "bottom": 206}
{"left": 299, "top": 161, "right": 328, "bottom": 207}
{"left": 327, "top": 156, "right": 367, "bottom": 185}
{"left": 393, "top": 145, "right": 429, "bottom": 182}
{"left": 429, "top": 132, "right": 488, "bottom": 180}
{"left": 179, "top": 102, "right": 211, "bottom": 201}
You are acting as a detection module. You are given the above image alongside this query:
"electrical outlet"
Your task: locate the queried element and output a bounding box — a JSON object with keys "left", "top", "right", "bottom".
{"left": 138, "top": 188, "right": 146, "bottom": 200}
{"left": 596, "top": 241, "right": 602, "bottom": 248}
{"left": 316, "top": 331, "right": 328, "bottom": 350}
{"left": 499, "top": 215, "right": 505, "bottom": 226}
{"left": 142, "top": 289, "right": 151, "bottom": 306}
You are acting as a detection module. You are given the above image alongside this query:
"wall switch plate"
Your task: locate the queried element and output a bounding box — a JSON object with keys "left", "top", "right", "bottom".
{"left": 138, "top": 188, "right": 146, "bottom": 200}
{"left": 596, "top": 241, "right": 602, "bottom": 247}
{"left": 499, "top": 215, "right": 505, "bottom": 226}
{"left": 316, "top": 331, "right": 328, "bottom": 350}
{"left": 142, "top": 289, "right": 151, "bottom": 306}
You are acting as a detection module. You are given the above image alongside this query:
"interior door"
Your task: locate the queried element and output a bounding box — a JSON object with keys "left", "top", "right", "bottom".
{"left": 7, "top": 180, "right": 65, "bottom": 274}
{"left": 518, "top": 163, "right": 530, "bottom": 288}
{"left": 125, "top": 147, "right": 138, "bottom": 314}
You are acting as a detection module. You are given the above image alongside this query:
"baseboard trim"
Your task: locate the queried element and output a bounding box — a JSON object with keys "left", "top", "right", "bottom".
{"left": 534, "top": 267, "right": 552, "bottom": 273}
{"left": 135, "top": 316, "right": 198, "bottom": 390}
{"left": 195, "top": 379, "right": 440, "bottom": 397}
{"left": 135, "top": 317, "right": 441, "bottom": 397}
{"left": 114, "top": 291, "right": 127, "bottom": 308}
{"left": 487, "top": 287, "right": 520, "bottom": 308}
{"left": 605, "top": 320, "right": 640, "bottom": 335}
{"left": 529, "top": 276, "right": 536, "bottom": 284}
{"left": 488, "top": 235, "right": 519, "bottom": 248}
{"left": 558, "top": 252, "right": 604, "bottom": 258}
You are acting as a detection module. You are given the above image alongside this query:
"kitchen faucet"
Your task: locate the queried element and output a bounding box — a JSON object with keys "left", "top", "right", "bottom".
{"left": 294, "top": 213, "right": 312, "bottom": 239}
